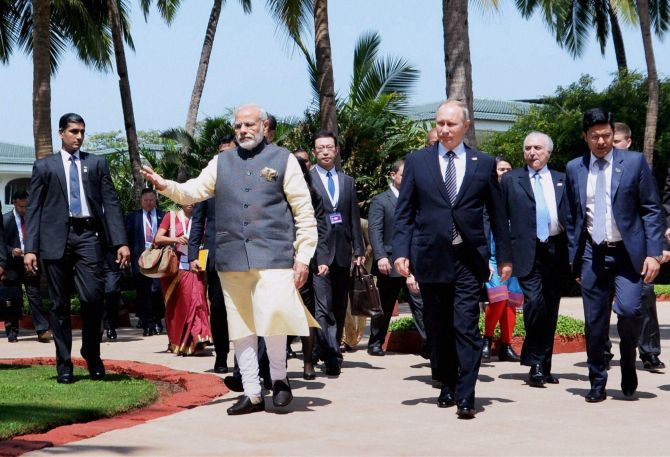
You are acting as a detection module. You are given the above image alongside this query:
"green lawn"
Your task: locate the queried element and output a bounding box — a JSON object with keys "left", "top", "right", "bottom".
{"left": 0, "top": 365, "right": 158, "bottom": 441}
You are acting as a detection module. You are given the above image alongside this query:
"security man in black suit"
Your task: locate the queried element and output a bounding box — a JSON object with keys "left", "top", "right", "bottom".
{"left": 501, "top": 132, "right": 569, "bottom": 388}
{"left": 309, "top": 130, "right": 365, "bottom": 376}
{"left": 3, "top": 191, "right": 51, "bottom": 343}
{"left": 24, "top": 113, "right": 130, "bottom": 384}
{"left": 367, "top": 159, "right": 427, "bottom": 356}
{"left": 125, "top": 188, "right": 165, "bottom": 336}
{"left": 393, "top": 100, "right": 512, "bottom": 418}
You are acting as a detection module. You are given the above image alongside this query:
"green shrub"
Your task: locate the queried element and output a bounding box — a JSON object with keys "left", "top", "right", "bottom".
{"left": 388, "top": 316, "right": 417, "bottom": 332}
{"left": 654, "top": 284, "right": 670, "bottom": 297}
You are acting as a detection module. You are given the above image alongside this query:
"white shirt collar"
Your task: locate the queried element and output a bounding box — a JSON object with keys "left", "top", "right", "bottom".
{"left": 389, "top": 184, "right": 399, "bottom": 198}
{"left": 589, "top": 150, "right": 613, "bottom": 168}
{"left": 528, "top": 165, "right": 550, "bottom": 177}
{"left": 315, "top": 164, "right": 337, "bottom": 176}
{"left": 61, "top": 149, "right": 80, "bottom": 160}
{"left": 438, "top": 141, "right": 466, "bottom": 158}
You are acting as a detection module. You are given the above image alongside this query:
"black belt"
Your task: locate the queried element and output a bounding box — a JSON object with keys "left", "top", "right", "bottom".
{"left": 587, "top": 234, "right": 623, "bottom": 248}
{"left": 68, "top": 217, "right": 98, "bottom": 230}
{"left": 536, "top": 234, "right": 563, "bottom": 245}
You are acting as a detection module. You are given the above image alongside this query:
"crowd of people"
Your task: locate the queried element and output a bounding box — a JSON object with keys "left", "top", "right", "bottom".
{"left": 2, "top": 100, "right": 667, "bottom": 419}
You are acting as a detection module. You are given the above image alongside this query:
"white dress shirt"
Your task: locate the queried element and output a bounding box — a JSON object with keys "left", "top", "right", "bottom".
{"left": 528, "top": 166, "right": 562, "bottom": 236}
{"left": 586, "top": 150, "right": 622, "bottom": 242}
{"left": 438, "top": 141, "right": 466, "bottom": 244}
{"left": 60, "top": 150, "right": 91, "bottom": 217}
{"left": 143, "top": 208, "right": 158, "bottom": 249}
{"left": 389, "top": 184, "right": 399, "bottom": 199}
{"left": 314, "top": 164, "right": 340, "bottom": 208}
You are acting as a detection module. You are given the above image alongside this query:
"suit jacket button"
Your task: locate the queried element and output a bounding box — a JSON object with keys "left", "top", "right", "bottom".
{"left": 243, "top": 221, "right": 249, "bottom": 226}
{"left": 243, "top": 204, "right": 249, "bottom": 208}
{"left": 244, "top": 188, "right": 250, "bottom": 192}
{"left": 245, "top": 238, "right": 250, "bottom": 243}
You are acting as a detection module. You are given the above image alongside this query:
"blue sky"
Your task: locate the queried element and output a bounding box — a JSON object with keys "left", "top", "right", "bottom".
{"left": 0, "top": 0, "right": 668, "bottom": 147}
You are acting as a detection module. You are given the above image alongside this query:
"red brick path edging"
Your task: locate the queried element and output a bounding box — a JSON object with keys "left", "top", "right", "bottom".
{"left": 0, "top": 357, "right": 228, "bottom": 457}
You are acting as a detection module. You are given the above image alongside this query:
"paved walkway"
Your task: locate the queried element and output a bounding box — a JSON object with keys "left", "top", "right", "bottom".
{"left": 2, "top": 298, "right": 669, "bottom": 456}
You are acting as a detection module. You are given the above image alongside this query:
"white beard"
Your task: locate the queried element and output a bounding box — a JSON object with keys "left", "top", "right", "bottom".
{"left": 238, "top": 129, "right": 264, "bottom": 150}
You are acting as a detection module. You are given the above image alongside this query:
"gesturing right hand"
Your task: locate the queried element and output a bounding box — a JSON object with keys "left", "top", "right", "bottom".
{"left": 140, "top": 165, "right": 167, "bottom": 191}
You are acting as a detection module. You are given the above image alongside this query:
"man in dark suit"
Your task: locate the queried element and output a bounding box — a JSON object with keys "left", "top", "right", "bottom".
{"left": 24, "top": 112, "right": 130, "bottom": 384}
{"left": 565, "top": 108, "right": 665, "bottom": 402}
{"left": 3, "top": 191, "right": 51, "bottom": 343}
{"left": 501, "top": 132, "right": 570, "bottom": 388}
{"left": 125, "top": 188, "right": 165, "bottom": 336}
{"left": 393, "top": 99, "right": 512, "bottom": 418}
{"left": 367, "top": 159, "right": 427, "bottom": 357}
{"left": 309, "top": 130, "right": 365, "bottom": 376}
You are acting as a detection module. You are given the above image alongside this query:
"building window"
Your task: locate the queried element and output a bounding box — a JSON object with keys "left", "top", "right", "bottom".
{"left": 5, "top": 178, "right": 31, "bottom": 205}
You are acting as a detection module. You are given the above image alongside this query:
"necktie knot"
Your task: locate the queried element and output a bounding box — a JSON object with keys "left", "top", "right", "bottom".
{"left": 446, "top": 150, "right": 455, "bottom": 159}
{"left": 595, "top": 158, "right": 607, "bottom": 171}
{"left": 326, "top": 171, "right": 332, "bottom": 177}
{"left": 533, "top": 171, "right": 541, "bottom": 180}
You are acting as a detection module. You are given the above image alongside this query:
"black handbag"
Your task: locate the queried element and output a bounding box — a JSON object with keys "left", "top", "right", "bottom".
{"left": 0, "top": 285, "right": 23, "bottom": 321}
{"left": 349, "top": 264, "right": 383, "bottom": 319}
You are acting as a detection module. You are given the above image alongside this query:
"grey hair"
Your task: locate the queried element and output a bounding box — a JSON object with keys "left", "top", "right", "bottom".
{"left": 524, "top": 131, "right": 554, "bottom": 153}
{"left": 436, "top": 99, "right": 470, "bottom": 121}
{"left": 234, "top": 103, "right": 268, "bottom": 121}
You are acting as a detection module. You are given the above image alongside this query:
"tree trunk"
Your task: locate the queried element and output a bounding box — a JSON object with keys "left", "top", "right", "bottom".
{"left": 442, "top": 0, "right": 476, "bottom": 147}
{"left": 607, "top": 0, "right": 628, "bottom": 75}
{"left": 180, "top": 0, "right": 223, "bottom": 181}
{"left": 32, "top": 0, "right": 52, "bottom": 159}
{"left": 637, "top": 0, "right": 658, "bottom": 167}
{"left": 313, "top": 0, "right": 337, "bottom": 136}
{"left": 107, "top": 0, "right": 143, "bottom": 202}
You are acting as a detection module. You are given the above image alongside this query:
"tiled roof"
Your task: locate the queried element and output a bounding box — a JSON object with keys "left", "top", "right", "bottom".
{"left": 0, "top": 142, "right": 36, "bottom": 164}
{"left": 408, "top": 98, "right": 538, "bottom": 122}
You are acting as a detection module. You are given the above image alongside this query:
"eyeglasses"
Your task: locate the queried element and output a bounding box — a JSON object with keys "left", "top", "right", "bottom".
{"left": 315, "top": 145, "right": 336, "bottom": 151}
{"left": 587, "top": 133, "right": 612, "bottom": 141}
{"left": 233, "top": 121, "right": 258, "bottom": 130}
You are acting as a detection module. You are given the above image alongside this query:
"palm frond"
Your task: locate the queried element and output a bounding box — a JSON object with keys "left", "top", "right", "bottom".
{"left": 0, "top": 0, "right": 19, "bottom": 63}
{"left": 649, "top": 0, "right": 670, "bottom": 34}
{"left": 349, "top": 31, "right": 381, "bottom": 107}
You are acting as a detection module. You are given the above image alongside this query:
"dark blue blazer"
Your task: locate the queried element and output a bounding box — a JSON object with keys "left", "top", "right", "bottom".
{"left": 24, "top": 152, "right": 127, "bottom": 260}
{"left": 501, "top": 166, "right": 569, "bottom": 278}
{"left": 392, "top": 143, "right": 511, "bottom": 283}
{"left": 565, "top": 149, "right": 665, "bottom": 273}
{"left": 188, "top": 198, "right": 215, "bottom": 263}
{"left": 125, "top": 208, "right": 165, "bottom": 274}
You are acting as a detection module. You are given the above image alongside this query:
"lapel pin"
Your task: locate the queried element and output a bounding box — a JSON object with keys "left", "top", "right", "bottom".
{"left": 471, "top": 157, "right": 477, "bottom": 161}
{"left": 557, "top": 182, "right": 563, "bottom": 186}
{"left": 83, "top": 166, "right": 88, "bottom": 173}
{"left": 615, "top": 168, "right": 622, "bottom": 173}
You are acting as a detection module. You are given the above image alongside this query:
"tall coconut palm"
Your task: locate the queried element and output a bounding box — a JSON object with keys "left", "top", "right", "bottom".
{"left": 638, "top": 0, "right": 660, "bottom": 165}
{"left": 179, "top": 0, "right": 251, "bottom": 181}
{"left": 442, "top": 0, "right": 478, "bottom": 147}
{"left": 5, "top": 0, "right": 130, "bottom": 158}
{"left": 107, "top": 0, "right": 181, "bottom": 201}
{"left": 266, "top": 0, "right": 337, "bottom": 134}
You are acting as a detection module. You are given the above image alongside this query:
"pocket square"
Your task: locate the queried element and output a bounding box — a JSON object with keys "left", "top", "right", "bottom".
{"left": 260, "top": 167, "right": 279, "bottom": 182}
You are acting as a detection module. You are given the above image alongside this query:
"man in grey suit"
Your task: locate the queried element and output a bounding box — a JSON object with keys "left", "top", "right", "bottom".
{"left": 309, "top": 131, "right": 365, "bottom": 376}
{"left": 367, "top": 159, "right": 427, "bottom": 356}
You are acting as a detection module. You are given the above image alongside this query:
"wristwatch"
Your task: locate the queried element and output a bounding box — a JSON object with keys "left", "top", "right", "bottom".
{"left": 653, "top": 255, "right": 663, "bottom": 263}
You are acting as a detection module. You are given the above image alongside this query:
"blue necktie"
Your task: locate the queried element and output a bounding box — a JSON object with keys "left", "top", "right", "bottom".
{"left": 533, "top": 172, "right": 550, "bottom": 242}
{"left": 69, "top": 155, "right": 82, "bottom": 217}
{"left": 592, "top": 159, "right": 607, "bottom": 244}
{"left": 326, "top": 171, "right": 336, "bottom": 201}
{"left": 444, "top": 151, "right": 458, "bottom": 240}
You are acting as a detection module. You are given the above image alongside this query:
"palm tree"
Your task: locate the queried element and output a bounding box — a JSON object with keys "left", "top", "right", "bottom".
{"left": 179, "top": 0, "right": 250, "bottom": 182}
{"left": 442, "top": 0, "right": 477, "bottom": 147}
{"left": 107, "top": 0, "right": 181, "bottom": 201}
{"left": 638, "top": 0, "right": 660, "bottom": 165}
{"left": 266, "top": 0, "right": 337, "bottom": 134}
{"left": 4, "top": 1, "right": 127, "bottom": 158}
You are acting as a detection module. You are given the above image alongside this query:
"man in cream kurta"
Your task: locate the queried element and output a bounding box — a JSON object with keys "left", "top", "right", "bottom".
{"left": 142, "top": 104, "right": 317, "bottom": 415}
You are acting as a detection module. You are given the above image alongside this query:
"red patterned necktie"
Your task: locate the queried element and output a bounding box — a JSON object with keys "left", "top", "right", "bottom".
{"left": 145, "top": 212, "right": 153, "bottom": 242}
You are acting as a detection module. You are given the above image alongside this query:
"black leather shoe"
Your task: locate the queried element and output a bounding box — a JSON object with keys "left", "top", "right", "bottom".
{"left": 87, "top": 359, "right": 106, "bottom": 380}
{"left": 544, "top": 374, "right": 559, "bottom": 384}
{"left": 528, "top": 364, "right": 546, "bottom": 388}
{"left": 223, "top": 375, "right": 244, "bottom": 392}
{"left": 456, "top": 399, "right": 476, "bottom": 419}
{"left": 367, "top": 346, "right": 385, "bottom": 356}
{"left": 7, "top": 334, "right": 18, "bottom": 343}
{"left": 303, "top": 365, "right": 316, "bottom": 380}
{"left": 481, "top": 337, "right": 492, "bottom": 362}
{"left": 325, "top": 364, "right": 341, "bottom": 376}
{"left": 621, "top": 365, "right": 638, "bottom": 397}
{"left": 214, "top": 358, "right": 228, "bottom": 374}
{"left": 272, "top": 379, "right": 293, "bottom": 407}
{"left": 155, "top": 324, "right": 163, "bottom": 335}
{"left": 498, "top": 344, "right": 520, "bottom": 362}
{"left": 143, "top": 327, "right": 155, "bottom": 337}
{"left": 642, "top": 354, "right": 666, "bottom": 370}
{"left": 437, "top": 386, "right": 456, "bottom": 408}
{"left": 57, "top": 372, "right": 74, "bottom": 384}
{"left": 585, "top": 387, "right": 607, "bottom": 403}
{"left": 106, "top": 328, "right": 117, "bottom": 341}
{"left": 226, "top": 396, "right": 265, "bottom": 415}
{"left": 286, "top": 348, "right": 298, "bottom": 359}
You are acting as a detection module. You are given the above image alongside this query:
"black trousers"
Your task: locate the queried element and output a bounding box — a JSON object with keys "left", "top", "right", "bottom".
{"left": 368, "top": 274, "right": 427, "bottom": 350}
{"left": 420, "top": 250, "right": 483, "bottom": 403}
{"left": 206, "top": 258, "right": 229, "bottom": 358}
{"left": 134, "top": 273, "right": 164, "bottom": 328}
{"left": 4, "top": 269, "right": 48, "bottom": 336}
{"left": 313, "top": 264, "right": 351, "bottom": 365}
{"left": 102, "top": 250, "right": 121, "bottom": 330}
{"left": 638, "top": 282, "right": 661, "bottom": 358}
{"left": 42, "top": 225, "right": 105, "bottom": 374}
{"left": 518, "top": 238, "right": 565, "bottom": 372}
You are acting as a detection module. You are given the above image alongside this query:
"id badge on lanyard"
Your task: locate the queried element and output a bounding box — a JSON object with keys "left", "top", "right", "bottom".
{"left": 329, "top": 212, "right": 343, "bottom": 225}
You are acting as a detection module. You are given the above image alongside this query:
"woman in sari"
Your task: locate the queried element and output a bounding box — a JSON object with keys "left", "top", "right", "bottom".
{"left": 154, "top": 204, "right": 213, "bottom": 355}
